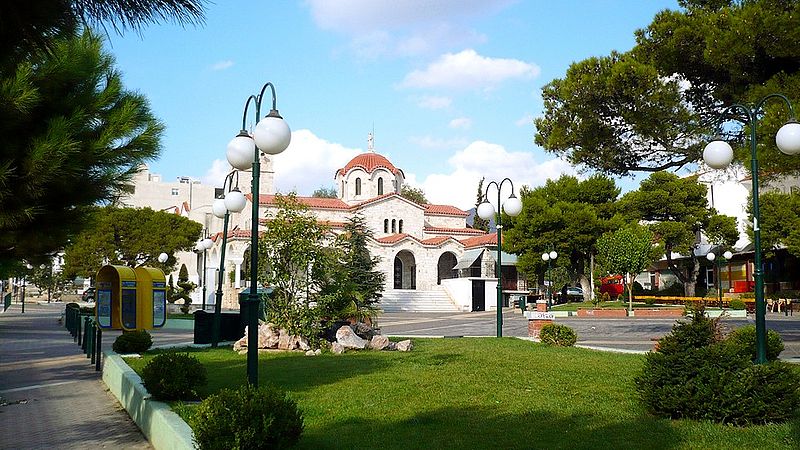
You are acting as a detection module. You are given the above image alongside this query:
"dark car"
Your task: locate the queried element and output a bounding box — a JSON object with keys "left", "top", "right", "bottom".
{"left": 81, "top": 287, "right": 96, "bottom": 303}
{"left": 555, "top": 286, "right": 584, "bottom": 304}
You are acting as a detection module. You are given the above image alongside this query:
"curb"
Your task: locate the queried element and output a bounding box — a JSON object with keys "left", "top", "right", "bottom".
{"left": 102, "top": 352, "right": 195, "bottom": 450}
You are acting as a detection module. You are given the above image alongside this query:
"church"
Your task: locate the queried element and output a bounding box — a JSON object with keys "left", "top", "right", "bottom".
{"left": 122, "top": 137, "right": 526, "bottom": 312}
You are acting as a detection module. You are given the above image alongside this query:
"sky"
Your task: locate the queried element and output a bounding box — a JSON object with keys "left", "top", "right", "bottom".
{"left": 104, "top": 0, "right": 686, "bottom": 211}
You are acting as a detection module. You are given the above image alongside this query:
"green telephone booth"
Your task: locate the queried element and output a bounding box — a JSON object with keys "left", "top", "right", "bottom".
{"left": 96, "top": 265, "right": 137, "bottom": 330}
{"left": 134, "top": 267, "right": 167, "bottom": 329}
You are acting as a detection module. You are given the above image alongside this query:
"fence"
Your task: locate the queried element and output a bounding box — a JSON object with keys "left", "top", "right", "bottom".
{"left": 64, "top": 304, "right": 103, "bottom": 371}
{"left": 3, "top": 293, "right": 10, "bottom": 312}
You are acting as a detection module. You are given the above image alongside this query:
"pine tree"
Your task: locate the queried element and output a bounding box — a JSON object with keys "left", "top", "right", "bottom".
{"left": 472, "top": 177, "right": 490, "bottom": 231}
{"left": 340, "top": 215, "right": 386, "bottom": 308}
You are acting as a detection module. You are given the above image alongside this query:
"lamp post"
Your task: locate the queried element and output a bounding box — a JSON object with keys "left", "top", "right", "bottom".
{"left": 211, "top": 170, "right": 247, "bottom": 348}
{"left": 706, "top": 250, "right": 733, "bottom": 307}
{"left": 703, "top": 93, "right": 800, "bottom": 364}
{"left": 195, "top": 234, "right": 213, "bottom": 310}
{"left": 226, "top": 82, "right": 291, "bottom": 386}
{"left": 541, "top": 251, "right": 558, "bottom": 309}
{"left": 477, "top": 178, "right": 523, "bottom": 338}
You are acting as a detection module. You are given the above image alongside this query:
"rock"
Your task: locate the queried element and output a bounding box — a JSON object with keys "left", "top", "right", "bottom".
{"left": 305, "top": 350, "right": 316, "bottom": 356}
{"left": 321, "top": 320, "right": 351, "bottom": 342}
{"left": 331, "top": 342, "right": 345, "bottom": 354}
{"left": 314, "top": 348, "right": 322, "bottom": 355}
{"left": 396, "top": 340, "right": 413, "bottom": 352}
{"left": 278, "top": 333, "right": 292, "bottom": 350}
{"left": 297, "top": 337, "right": 311, "bottom": 351}
{"left": 336, "top": 325, "right": 367, "bottom": 349}
{"left": 352, "top": 322, "right": 379, "bottom": 340}
{"left": 386, "top": 341, "right": 397, "bottom": 351}
{"left": 258, "top": 324, "right": 279, "bottom": 349}
{"left": 369, "top": 335, "right": 390, "bottom": 350}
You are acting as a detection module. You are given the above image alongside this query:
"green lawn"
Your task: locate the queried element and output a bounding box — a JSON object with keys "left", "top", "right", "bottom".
{"left": 126, "top": 339, "right": 800, "bottom": 450}
{"left": 551, "top": 300, "right": 684, "bottom": 311}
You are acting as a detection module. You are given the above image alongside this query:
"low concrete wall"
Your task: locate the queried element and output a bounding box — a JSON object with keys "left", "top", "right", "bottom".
{"left": 576, "top": 308, "right": 627, "bottom": 318}
{"left": 102, "top": 352, "right": 195, "bottom": 450}
{"left": 631, "top": 308, "right": 684, "bottom": 318}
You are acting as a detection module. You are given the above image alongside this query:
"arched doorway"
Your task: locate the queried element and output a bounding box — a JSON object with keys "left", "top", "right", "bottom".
{"left": 437, "top": 252, "right": 458, "bottom": 284}
{"left": 393, "top": 250, "right": 416, "bottom": 289}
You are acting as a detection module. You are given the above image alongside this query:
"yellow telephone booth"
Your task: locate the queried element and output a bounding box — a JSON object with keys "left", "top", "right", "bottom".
{"left": 96, "top": 265, "right": 137, "bottom": 330}
{"left": 134, "top": 267, "right": 167, "bottom": 329}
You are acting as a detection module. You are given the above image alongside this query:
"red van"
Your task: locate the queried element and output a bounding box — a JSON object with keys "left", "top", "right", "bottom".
{"left": 599, "top": 275, "right": 624, "bottom": 299}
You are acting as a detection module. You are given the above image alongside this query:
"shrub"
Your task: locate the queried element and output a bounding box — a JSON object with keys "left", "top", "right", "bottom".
{"left": 112, "top": 330, "right": 152, "bottom": 354}
{"left": 599, "top": 292, "right": 611, "bottom": 303}
{"left": 643, "top": 297, "right": 656, "bottom": 306}
{"left": 728, "top": 298, "right": 746, "bottom": 310}
{"left": 637, "top": 313, "right": 800, "bottom": 426}
{"left": 725, "top": 325, "right": 784, "bottom": 362}
{"left": 141, "top": 351, "right": 207, "bottom": 400}
{"left": 191, "top": 384, "right": 304, "bottom": 450}
{"left": 539, "top": 323, "right": 577, "bottom": 347}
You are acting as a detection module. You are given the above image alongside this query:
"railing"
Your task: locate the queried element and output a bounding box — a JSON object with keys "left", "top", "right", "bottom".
{"left": 3, "top": 293, "right": 10, "bottom": 312}
{"left": 64, "top": 305, "right": 102, "bottom": 371}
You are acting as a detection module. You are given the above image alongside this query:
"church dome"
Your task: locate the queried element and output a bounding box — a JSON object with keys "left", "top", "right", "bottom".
{"left": 336, "top": 153, "right": 403, "bottom": 177}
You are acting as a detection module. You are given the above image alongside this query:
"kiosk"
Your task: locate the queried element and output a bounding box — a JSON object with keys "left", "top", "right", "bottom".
{"left": 95, "top": 265, "right": 167, "bottom": 331}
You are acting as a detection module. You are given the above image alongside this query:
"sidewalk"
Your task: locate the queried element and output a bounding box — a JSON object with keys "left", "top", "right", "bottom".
{"left": 0, "top": 302, "right": 152, "bottom": 450}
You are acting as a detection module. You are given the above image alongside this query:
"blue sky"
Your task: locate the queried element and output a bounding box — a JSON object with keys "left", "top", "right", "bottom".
{"left": 105, "top": 0, "right": 681, "bottom": 209}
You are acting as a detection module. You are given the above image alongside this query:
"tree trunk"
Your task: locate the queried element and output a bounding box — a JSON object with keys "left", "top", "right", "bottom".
{"left": 627, "top": 273, "right": 634, "bottom": 313}
{"left": 589, "top": 252, "right": 595, "bottom": 302}
{"left": 579, "top": 275, "right": 591, "bottom": 303}
{"left": 684, "top": 256, "right": 699, "bottom": 297}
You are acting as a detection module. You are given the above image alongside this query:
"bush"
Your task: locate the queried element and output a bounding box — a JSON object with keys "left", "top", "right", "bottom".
{"left": 191, "top": 384, "right": 304, "bottom": 450}
{"left": 636, "top": 313, "right": 800, "bottom": 426}
{"left": 728, "top": 298, "right": 746, "bottom": 310}
{"left": 725, "top": 325, "right": 784, "bottom": 362}
{"left": 112, "top": 330, "right": 152, "bottom": 354}
{"left": 141, "top": 351, "right": 207, "bottom": 400}
{"left": 539, "top": 323, "right": 577, "bottom": 347}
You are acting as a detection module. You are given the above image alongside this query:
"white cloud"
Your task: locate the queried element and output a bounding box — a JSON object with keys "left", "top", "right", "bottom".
{"left": 449, "top": 117, "right": 472, "bottom": 130}
{"left": 416, "top": 95, "right": 452, "bottom": 110}
{"left": 515, "top": 113, "right": 534, "bottom": 127}
{"left": 271, "top": 129, "right": 361, "bottom": 195}
{"left": 400, "top": 49, "right": 540, "bottom": 90}
{"left": 412, "top": 141, "right": 577, "bottom": 209}
{"left": 201, "top": 159, "right": 232, "bottom": 186}
{"left": 210, "top": 60, "right": 234, "bottom": 71}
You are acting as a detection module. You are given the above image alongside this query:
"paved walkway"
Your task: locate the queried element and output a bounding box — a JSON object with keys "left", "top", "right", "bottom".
{"left": 0, "top": 302, "right": 194, "bottom": 450}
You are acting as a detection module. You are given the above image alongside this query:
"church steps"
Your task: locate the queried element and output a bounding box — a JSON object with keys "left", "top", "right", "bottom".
{"left": 379, "top": 287, "right": 461, "bottom": 312}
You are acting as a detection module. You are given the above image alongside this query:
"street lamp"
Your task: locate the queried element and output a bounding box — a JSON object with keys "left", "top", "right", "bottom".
{"left": 541, "top": 251, "right": 558, "bottom": 309}
{"left": 703, "top": 93, "right": 800, "bottom": 364}
{"left": 211, "top": 170, "right": 247, "bottom": 348}
{"left": 226, "top": 82, "right": 291, "bottom": 386}
{"left": 158, "top": 252, "right": 169, "bottom": 264}
{"left": 706, "top": 250, "right": 733, "bottom": 307}
{"left": 477, "top": 178, "right": 523, "bottom": 338}
{"left": 195, "top": 235, "right": 213, "bottom": 310}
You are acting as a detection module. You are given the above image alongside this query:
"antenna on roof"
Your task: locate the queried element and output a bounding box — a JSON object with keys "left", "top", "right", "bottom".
{"left": 368, "top": 126, "right": 375, "bottom": 153}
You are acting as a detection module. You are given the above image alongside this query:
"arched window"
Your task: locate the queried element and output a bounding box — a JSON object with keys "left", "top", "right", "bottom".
{"left": 355, "top": 178, "right": 361, "bottom": 195}
{"left": 341, "top": 181, "right": 344, "bottom": 197}
{"left": 384, "top": 219, "right": 389, "bottom": 233}
{"left": 392, "top": 219, "right": 396, "bottom": 233}
{"left": 378, "top": 177, "right": 384, "bottom": 195}
{"left": 399, "top": 219, "right": 403, "bottom": 233}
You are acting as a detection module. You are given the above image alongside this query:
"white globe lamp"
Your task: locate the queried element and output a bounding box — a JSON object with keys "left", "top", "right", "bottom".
{"left": 541, "top": 252, "right": 549, "bottom": 261}
{"left": 226, "top": 133, "right": 256, "bottom": 171}
{"left": 224, "top": 188, "right": 247, "bottom": 213}
{"left": 212, "top": 198, "right": 228, "bottom": 219}
{"left": 703, "top": 139, "right": 734, "bottom": 169}
{"left": 158, "top": 253, "right": 168, "bottom": 263}
{"left": 502, "top": 195, "right": 522, "bottom": 217}
{"left": 706, "top": 252, "right": 716, "bottom": 262}
{"left": 776, "top": 120, "right": 800, "bottom": 155}
{"left": 477, "top": 202, "right": 496, "bottom": 221}
{"left": 723, "top": 250, "right": 733, "bottom": 260}
{"left": 549, "top": 250, "right": 558, "bottom": 260}
{"left": 253, "top": 112, "right": 291, "bottom": 155}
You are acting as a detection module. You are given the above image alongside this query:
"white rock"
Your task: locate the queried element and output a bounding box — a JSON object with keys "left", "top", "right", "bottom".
{"left": 369, "top": 335, "right": 390, "bottom": 350}
{"left": 331, "top": 342, "right": 345, "bottom": 354}
{"left": 336, "top": 326, "right": 367, "bottom": 349}
{"left": 396, "top": 340, "right": 413, "bottom": 352}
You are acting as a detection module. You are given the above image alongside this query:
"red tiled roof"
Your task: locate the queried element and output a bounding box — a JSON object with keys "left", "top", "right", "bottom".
{"left": 423, "top": 204, "right": 468, "bottom": 216}
{"left": 259, "top": 218, "right": 348, "bottom": 228}
{"left": 460, "top": 234, "right": 497, "bottom": 249}
{"left": 420, "top": 236, "right": 452, "bottom": 246}
{"left": 375, "top": 233, "right": 409, "bottom": 244}
{"left": 352, "top": 193, "right": 425, "bottom": 210}
{"left": 425, "top": 226, "right": 487, "bottom": 236}
{"left": 255, "top": 194, "right": 349, "bottom": 210}
{"left": 336, "top": 152, "right": 403, "bottom": 177}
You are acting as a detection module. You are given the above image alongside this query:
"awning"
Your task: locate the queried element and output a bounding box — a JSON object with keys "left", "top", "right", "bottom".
{"left": 500, "top": 251, "right": 517, "bottom": 266}
{"left": 453, "top": 249, "right": 484, "bottom": 270}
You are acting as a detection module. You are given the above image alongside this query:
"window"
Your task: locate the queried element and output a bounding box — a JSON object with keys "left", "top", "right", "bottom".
{"left": 392, "top": 219, "right": 396, "bottom": 233}
{"left": 355, "top": 178, "right": 361, "bottom": 195}
{"left": 399, "top": 219, "right": 403, "bottom": 233}
{"left": 171, "top": 188, "right": 179, "bottom": 196}
{"left": 341, "top": 181, "right": 344, "bottom": 196}
{"left": 378, "top": 177, "right": 384, "bottom": 195}
{"left": 384, "top": 219, "right": 389, "bottom": 233}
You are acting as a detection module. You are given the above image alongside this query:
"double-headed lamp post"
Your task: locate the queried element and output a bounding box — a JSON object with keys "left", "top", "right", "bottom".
{"left": 226, "top": 82, "right": 291, "bottom": 386}
{"left": 541, "top": 251, "right": 558, "bottom": 308}
{"left": 702, "top": 93, "right": 800, "bottom": 364}
{"left": 706, "top": 250, "right": 733, "bottom": 306}
{"left": 210, "top": 170, "right": 247, "bottom": 348}
{"left": 477, "top": 178, "right": 523, "bottom": 338}
{"left": 195, "top": 235, "right": 213, "bottom": 310}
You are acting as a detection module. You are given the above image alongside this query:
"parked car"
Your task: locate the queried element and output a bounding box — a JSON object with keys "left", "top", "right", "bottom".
{"left": 554, "top": 286, "right": 584, "bottom": 304}
{"left": 599, "top": 275, "right": 624, "bottom": 299}
{"left": 81, "top": 287, "right": 96, "bottom": 303}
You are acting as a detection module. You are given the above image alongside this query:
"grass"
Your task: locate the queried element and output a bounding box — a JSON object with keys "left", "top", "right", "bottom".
{"left": 125, "top": 338, "right": 800, "bottom": 449}
{"left": 551, "top": 300, "right": 684, "bottom": 311}
{"left": 167, "top": 313, "right": 194, "bottom": 320}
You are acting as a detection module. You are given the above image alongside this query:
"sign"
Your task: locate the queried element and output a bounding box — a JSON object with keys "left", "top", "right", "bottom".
{"left": 524, "top": 311, "right": 555, "bottom": 320}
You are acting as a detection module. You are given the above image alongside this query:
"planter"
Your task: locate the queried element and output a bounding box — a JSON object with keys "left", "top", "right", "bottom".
{"left": 631, "top": 308, "right": 684, "bottom": 318}
{"left": 576, "top": 308, "right": 627, "bottom": 318}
